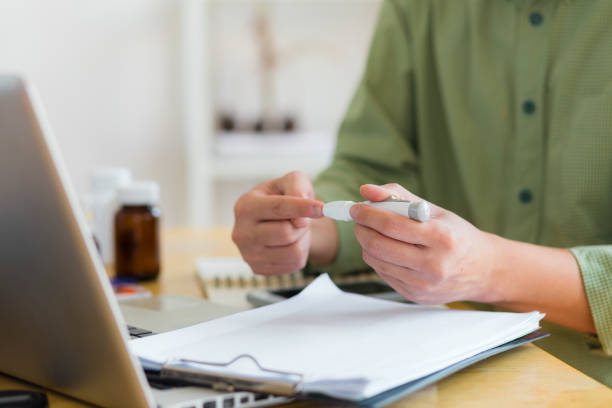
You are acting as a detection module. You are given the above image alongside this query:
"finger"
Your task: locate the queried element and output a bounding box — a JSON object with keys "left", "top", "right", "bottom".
{"left": 360, "top": 183, "right": 421, "bottom": 203}
{"left": 250, "top": 194, "right": 323, "bottom": 220}
{"left": 376, "top": 270, "right": 413, "bottom": 300}
{"left": 361, "top": 251, "right": 428, "bottom": 297}
{"left": 354, "top": 224, "right": 427, "bottom": 269}
{"left": 377, "top": 271, "right": 428, "bottom": 303}
{"left": 359, "top": 184, "right": 394, "bottom": 202}
{"left": 351, "top": 204, "right": 432, "bottom": 246}
{"left": 278, "top": 170, "right": 315, "bottom": 199}
{"left": 249, "top": 234, "right": 310, "bottom": 266}
{"left": 291, "top": 217, "right": 311, "bottom": 228}
{"left": 361, "top": 184, "right": 447, "bottom": 218}
{"left": 362, "top": 245, "right": 441, "bottom": 289}
{"left": 254, "top": 220, "right": 309, "bottom": 246}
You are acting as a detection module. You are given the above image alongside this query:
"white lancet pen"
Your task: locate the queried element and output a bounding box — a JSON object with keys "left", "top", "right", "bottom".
{"left": 323, "top": 198, "right": 431, "bottom": 222}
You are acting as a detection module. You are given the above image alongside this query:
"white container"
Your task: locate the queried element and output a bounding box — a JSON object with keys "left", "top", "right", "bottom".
{"left": 91, "top": 167, "right": 132, "bottom": 265}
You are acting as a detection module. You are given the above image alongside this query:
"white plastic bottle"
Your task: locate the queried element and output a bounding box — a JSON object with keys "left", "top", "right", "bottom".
{"left": 91, "top": 167, "right": 132, "bottom": 265}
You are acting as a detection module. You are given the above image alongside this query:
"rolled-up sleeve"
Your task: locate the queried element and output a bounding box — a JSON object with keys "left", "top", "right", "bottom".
{"left": 569, "top": 246, "right": 612, "bottom": 354}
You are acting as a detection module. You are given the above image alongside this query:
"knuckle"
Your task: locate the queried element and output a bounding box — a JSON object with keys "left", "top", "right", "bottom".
{"left": 433, "top": 223, "right": 455, "bottom": 249}
{"left": 234, "top": 193, "right": 255, "bottom": 218}
{"left": 385, "top": 183, "right": 404, "bottom": 195}
{"left": 231, "top": 227, "right": 241, "bottom": 245}
{"left": 381, "top": 217, "right": 399, "bottom": 237}
{"left": 440, "top": 230, "right": 456, "bottom": 249}
{"left": 233, "top": 196, "right": 245, "bottom": 217}
{"left": 421, "top": 256, "right": 436, "bottom": 273}
{"left": 422, "top": 256, "right": 444, "bottom": 282}
{"left": 242, "top": 253, "right": 257, "bottom": 266}
{"left": 428, "top": 220, "right": 442, "bottom": 237}
{"left": 286, "top": 170, "right": 304, "bottom": 179}
{"left": 361, "top": 249, "right": 373, "bottom": 265}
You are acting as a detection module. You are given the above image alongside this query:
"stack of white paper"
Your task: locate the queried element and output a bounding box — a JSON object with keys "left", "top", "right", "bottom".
{"left": 131, "top": 275, "right": 543, "bottom": 401}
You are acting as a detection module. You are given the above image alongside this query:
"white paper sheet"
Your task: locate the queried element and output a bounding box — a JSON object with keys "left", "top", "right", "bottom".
{"left": 131, "top": 274, "right": 543, "bottom": 401}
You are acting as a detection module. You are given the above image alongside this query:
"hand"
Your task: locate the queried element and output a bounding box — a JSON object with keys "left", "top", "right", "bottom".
{"left": 232, "top": 171, "right": 324, "bottom": 275}
{"left": 352, "top": 183, "right": 497, "bottom": 304}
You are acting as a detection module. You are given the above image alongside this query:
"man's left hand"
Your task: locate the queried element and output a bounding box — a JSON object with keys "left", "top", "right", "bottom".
{"left": 352, "top": 183, "right": 499, "bottom": 305}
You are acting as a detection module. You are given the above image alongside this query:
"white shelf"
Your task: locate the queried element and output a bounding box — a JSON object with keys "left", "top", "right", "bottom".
{"left": 210, "top": 130, "right": 334, "bottom": 180}
{"left": 210, "top": 155, "right": 332, "bottom": 180}
{"left": 215, "top": 131, "right": 334, "bottom": 157}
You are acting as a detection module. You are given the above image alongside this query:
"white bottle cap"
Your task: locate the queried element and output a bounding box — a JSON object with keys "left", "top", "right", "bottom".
{"left": 92, "top": 167, "right": 132, "bottom": 192}
{"left": 117, "top": 181, "right": 160, "bottom": 206}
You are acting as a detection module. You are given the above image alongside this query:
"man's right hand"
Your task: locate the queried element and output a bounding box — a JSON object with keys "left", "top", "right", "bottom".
{"left": 232, "top": 171, "right": 325, "bottom": 275}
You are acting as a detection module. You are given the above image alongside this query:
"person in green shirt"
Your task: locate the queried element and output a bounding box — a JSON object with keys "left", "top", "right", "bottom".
{"left": 232, "top": 0, "right": 612, "bottom": 386}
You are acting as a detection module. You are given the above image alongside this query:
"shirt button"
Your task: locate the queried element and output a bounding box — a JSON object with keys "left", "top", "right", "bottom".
{"left": 519, "top": 189, "right": 533, "bottom": 204}
{"left": 522, "top": 100, "right": 536, "bottom": 115}
{"left": 529, "top": 12, "right": 543, "bottom": 26}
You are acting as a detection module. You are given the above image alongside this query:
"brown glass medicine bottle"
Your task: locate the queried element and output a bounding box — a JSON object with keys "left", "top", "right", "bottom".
{"left": 114, "top": 182, "right": 161, "bottom": 280}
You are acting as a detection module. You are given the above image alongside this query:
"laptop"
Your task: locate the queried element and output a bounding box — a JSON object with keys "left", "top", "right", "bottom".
{"left": 0, "top": 75, "right": 288, "bottom": 407}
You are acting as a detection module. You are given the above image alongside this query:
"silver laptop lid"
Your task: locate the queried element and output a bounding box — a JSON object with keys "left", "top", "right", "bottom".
{"left": 0, "top": 76, "right": 155, "bottom": 408}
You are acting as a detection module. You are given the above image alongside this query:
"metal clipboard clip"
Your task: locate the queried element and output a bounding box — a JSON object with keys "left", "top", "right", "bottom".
{"left": 160, "top": 354, "right": 303, "bottom": 397}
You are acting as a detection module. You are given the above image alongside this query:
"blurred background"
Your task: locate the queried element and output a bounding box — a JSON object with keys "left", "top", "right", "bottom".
{"left": 0, "top": 0, "right": 381, "bottom": 227}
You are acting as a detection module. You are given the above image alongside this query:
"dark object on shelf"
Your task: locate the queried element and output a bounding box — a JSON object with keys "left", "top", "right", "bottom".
{"left": 283, "top": 117, "right": 295, "bottom": 132}
{"left": 218, "top": 114, "right": 235, "bottom": 132}
{"left": 253, "top": 115, "right": 297, "bottom": 133}
{"left": 253, "top": 119, "right": 265, "bottom": 133}
{"left": 217, "top": 113, "right": 299, "bottom": 134}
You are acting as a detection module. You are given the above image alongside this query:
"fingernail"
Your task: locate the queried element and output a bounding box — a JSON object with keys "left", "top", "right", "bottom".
{"left": 311, "top": 205, "right": 322, "bottom": 217}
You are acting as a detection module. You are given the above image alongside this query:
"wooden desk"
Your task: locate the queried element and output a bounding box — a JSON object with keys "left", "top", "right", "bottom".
{"left": 1, "top": 228, "right": 610, "bottom": 407}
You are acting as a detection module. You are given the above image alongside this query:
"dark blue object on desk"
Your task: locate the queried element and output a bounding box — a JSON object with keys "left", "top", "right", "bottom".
{"left": 0, "top": 391, "right": 48, "bottom": 408}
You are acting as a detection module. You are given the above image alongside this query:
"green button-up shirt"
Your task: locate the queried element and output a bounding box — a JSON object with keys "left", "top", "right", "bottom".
{"left": 314, "top": 0, "right": 612, "bottom": 386}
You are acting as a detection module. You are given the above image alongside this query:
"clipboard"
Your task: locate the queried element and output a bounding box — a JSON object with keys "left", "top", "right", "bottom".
{"left": 154, "top": 330, "right": 549, "bottom": 407}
